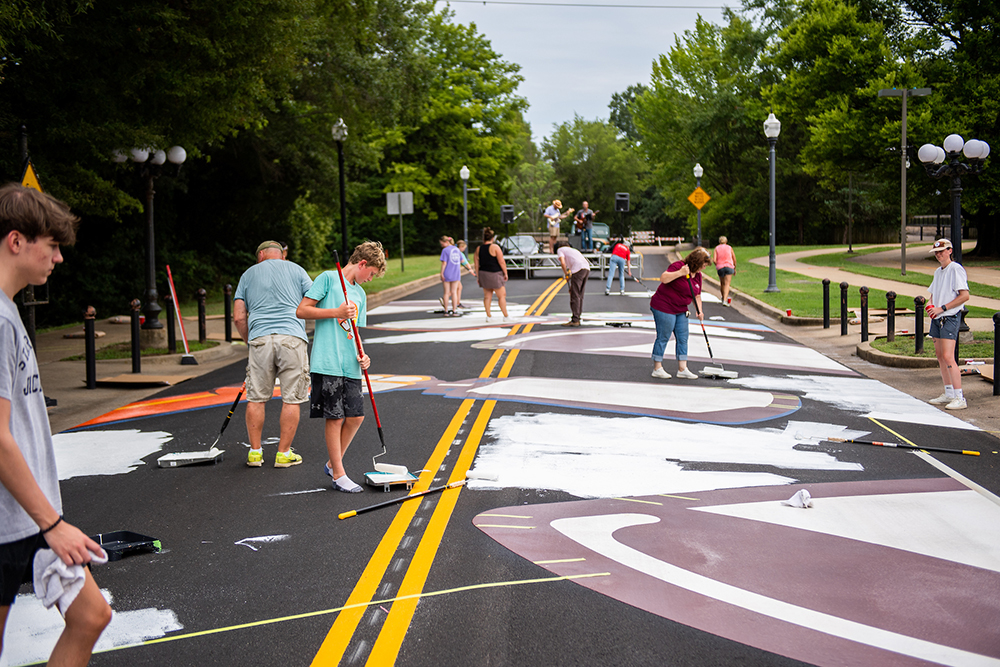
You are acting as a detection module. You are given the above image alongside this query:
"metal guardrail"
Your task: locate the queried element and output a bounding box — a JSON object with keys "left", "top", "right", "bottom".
{"left": 505, "top": 252, "right": 643, "bottom": 280}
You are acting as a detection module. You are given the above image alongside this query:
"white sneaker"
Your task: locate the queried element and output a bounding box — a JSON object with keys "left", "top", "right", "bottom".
{"left": 945, "top": 397, "right": 967, "bottom": 410}
{"left": 651, "top": 368, "right": 671, "bottom": 379}
{"left": 929, "top": 393, "right": 951, "bottom": 405}
{"left": 485, "top": 316, "right": 494, "bottom": 323}
{"left": 605, "top": 289, "right": 611, "bottom": 296}
{"left": 502, "top": 316, "right": 511, "bottom": 323}
{"left": 619, "top": 290, "right": 626, "bottom": 295}
{"left": 676, "top": 368, "right": 698, "bottom": 379}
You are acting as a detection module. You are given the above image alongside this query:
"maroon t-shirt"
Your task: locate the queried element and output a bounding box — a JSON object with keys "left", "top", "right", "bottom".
{"left": 650, "top": 260, "right": 701, "bottom": 314}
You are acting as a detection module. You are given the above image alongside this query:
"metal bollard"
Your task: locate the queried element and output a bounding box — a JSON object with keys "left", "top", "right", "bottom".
{"left": 84, "top": 306, "right": 96, "bottom": 389}
{"left": 840, "top": 282, "right": 849, "bottom": 336}
{"left": 224, "top": 284, "right": 233, "bottom": 343}
{"left": 914, "top": 296, "right": 925, "bottom": 355}
{"left": 994, "top": 313, "right": 1000, "bottom": 396}
{"left": 164, "top": 294, "right": 176, "bottom": 354}
{"left": 886, "top": 292, "right": 896, "bottom": 343}
{"left": 197, "top": 288, "right": 207, "bottom": 344}
{"left": 130, "top": 299, "right": 142, "bottom": 374}
{"left": 859, "top": 286, "right": 869, "bottom": 342}
{"left": 822, "top": 278, "right": 830, "bottom": 329}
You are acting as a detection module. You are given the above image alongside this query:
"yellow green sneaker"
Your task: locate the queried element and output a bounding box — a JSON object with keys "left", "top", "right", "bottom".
{"left": 247, "top": 448, "right": 263, "bottom": 467}
{"left": 274, "top": 449, "right": 303, "bottom": 468}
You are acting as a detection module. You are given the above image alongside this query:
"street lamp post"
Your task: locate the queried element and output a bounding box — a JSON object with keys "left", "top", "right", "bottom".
{"left": 916, "top": 134, "right": 990, "bottom": 265}
{"left": 693, "top": 163, "right": 703, "bottom": 247}
{"left": 460, "top": 165, "right": 470, "bottom": 245}
{"left": 332, "top": 119, "right": 348, "bottom": 261}
{"left": 114, "top": 145, "right": 187, "bottom": 330}
{"left": 763, "top": 113, "right": 781, "bottom": 293}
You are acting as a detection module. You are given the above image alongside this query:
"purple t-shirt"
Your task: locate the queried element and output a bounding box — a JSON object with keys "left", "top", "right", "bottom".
{"left": 440, "top": 245, "right": 462, "bottom": 282}
{"left": 650, "top": 260, "right": 701, "bottom": 314}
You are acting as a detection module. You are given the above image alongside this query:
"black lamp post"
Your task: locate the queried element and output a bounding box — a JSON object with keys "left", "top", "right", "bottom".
{"left": 693, "top": 162, "right": 703, "bottom": 248}
{"left": 332, "top": 118, "right": 349, "bottom": 261}
{"left": 114, "top": 145, "right": 186, "bottom": 330}
{"left": 763, "top": 113, "right": 781, "bottom": 293}
{"left": 460, "top": 164, "right": 470, "bottom": 245}
{"left": 916, "top": 134, "right": 990, "bottom": 264}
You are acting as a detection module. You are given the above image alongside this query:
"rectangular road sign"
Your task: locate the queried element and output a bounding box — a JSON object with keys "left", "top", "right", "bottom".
{"left": 688, "top": 187, "right": 710, "bottom": 210}
{"left": 387, "top": 191, "right": 413, "bottom": 215}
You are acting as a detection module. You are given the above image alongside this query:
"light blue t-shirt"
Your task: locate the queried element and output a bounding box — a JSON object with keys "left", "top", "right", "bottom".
{"left": 305, "top": 271, "right": 368, "bottom": 379}
{"left": 233, "top": 259, "right": 313, "bottom": 342}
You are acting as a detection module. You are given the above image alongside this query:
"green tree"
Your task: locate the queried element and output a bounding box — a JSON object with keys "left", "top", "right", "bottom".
{"left": 509, "top": 161, "right": 561, "bottom": 235}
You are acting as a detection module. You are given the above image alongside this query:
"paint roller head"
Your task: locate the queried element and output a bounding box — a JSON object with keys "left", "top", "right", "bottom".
{"left": 373, "top": 462, "right": 410, "bottom": 475}
{"left": 466, "top": 470, "right": 499, "bottom": 481}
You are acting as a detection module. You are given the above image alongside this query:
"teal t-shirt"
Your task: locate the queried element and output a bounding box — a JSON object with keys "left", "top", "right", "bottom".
{"left": 233, "top": 259, "right": 312, "bottom": 341}
{"left": 305, "top": 271, "right": 368, "bottom": 379}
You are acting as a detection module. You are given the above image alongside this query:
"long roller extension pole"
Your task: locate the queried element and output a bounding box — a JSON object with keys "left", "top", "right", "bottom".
{"left": 209, "top": 381, "right": 245, "bottom": 448}
{"left": 339, "top": 480, "right": 466, "bottom": 520}
{"left": 822, "top": 435, "right": 979, "bottom": 456}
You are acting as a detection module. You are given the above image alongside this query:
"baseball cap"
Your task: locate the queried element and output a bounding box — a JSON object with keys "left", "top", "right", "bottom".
{"left": 256, "top": 240, "right": 282, "bottom": 254}
{"left": 928, "top": 238, "right": 953, "bottom": 254}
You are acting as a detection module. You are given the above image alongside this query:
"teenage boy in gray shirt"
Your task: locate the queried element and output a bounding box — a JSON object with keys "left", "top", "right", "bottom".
{"left": 0, "top": 183, "right": 111, "bottom": 666}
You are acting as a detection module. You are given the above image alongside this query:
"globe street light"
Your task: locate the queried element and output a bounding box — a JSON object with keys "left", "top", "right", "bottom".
{"left": 460, "top": 164, "right": 470, "bottom": 245}
{"left": 916, "top": 134, "right": 990, "bottom": 264}
{"left": 693, "top": 163, "right": 704, "bottom": 247}
{"left": 763, "top": 112, "right": 781, "bottom": 293}
{"left": 332, "top": 118, "right": 349, "bottom": 261}
{"left": 116, "top": 145, "right": 186, "bottom": 330}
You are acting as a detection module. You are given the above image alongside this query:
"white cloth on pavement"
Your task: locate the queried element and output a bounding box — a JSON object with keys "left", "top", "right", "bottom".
{"left": 781, "top": 489, "right": 813, "bottom": 509}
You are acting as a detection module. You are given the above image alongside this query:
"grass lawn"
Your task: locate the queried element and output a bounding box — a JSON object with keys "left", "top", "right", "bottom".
{"left": 871, "top": 331, "right": 994, "bottom": 359}
{"left": 724, "top": 245, "right": 997, "bottom": 319}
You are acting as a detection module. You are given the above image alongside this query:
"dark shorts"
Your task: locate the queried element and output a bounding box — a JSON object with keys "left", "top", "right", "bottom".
{"left": 717, "top": 266, "right": 735, "bottom": 277}
{"left": 1, "top": 532, "right": 47, "bottom": 606}
{"left": 930, "top": 313, "right": 960, "bottom": 340}
{"left": 310, "top": 374, "right": 365, "bottom": 420}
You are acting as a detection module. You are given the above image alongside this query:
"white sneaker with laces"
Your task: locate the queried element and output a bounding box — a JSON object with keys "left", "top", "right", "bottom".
{"left": 651, "top": 368, "right": 671, "bottom": 379}
{"left": 676, "top": 368, "right": 698, "bottom": 379}
{"left": 945, "top": 397, "right": 967, "bottom": 410}
{"left": 929, "top": 393, "right": 951, "bottom": 405}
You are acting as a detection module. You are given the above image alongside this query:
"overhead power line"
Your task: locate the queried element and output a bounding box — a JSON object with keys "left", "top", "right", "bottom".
{"left": 446, "top": 0, "right": 725, "bottom": 8}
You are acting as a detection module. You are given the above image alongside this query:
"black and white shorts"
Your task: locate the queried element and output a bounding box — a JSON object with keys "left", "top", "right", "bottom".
{"left": 310, "top": 374, "right": 365, "bottom": 419}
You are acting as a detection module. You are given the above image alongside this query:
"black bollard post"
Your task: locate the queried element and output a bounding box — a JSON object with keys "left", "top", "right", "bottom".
{"left": 130, "top": 299, "right": 142, "bottom": 374}
{"left": 197, "top": 288, "right": 207, "bottom": 344}
{"left": 822, "top": 278, "right": 830, "bottom": 329}
{"left": 84, "top": 306, "right": 96, "bottom": 389}
{"left": 224, "top": 284, "right": 233, "bottom": 342}
{"left": 886, "top": 292, "right": 896, "bottom": 343}
{"left": 994, "top": 313, "right": 1000, "bottom": 396}
{"left": 840, "top": 282, "right": 849, "bottom": 336}
{"left": 164, "top": 294, "right": 176, "bottom": 354}
{"left": 914, "top": 296, "right": 925, "bottom": 355}
{"left": 859, "top": 286, "right": 869, "bottom": 342}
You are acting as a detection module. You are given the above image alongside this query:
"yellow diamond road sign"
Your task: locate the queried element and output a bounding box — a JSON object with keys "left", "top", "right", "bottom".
{"left": 688, "top": 187, "right": 710, "bottom": 210}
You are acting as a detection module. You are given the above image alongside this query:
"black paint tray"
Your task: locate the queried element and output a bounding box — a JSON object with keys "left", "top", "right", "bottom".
{"left": 90, "top": 530, "right": 161, "bottom": 561}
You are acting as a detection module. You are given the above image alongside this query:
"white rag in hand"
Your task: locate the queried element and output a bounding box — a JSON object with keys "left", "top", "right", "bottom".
{"left": 33, "top": 548, "right": 108, "bottom": 615}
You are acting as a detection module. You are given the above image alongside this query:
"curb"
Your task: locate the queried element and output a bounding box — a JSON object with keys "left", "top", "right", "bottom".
{"left": 856, "top": 340, "right": 939, "bottom": 368}
{"left": 90, "top": 341, "right": 246, "bottom": 366}
{"left": 368, "top": 273, "right": 446, "bottom": 310}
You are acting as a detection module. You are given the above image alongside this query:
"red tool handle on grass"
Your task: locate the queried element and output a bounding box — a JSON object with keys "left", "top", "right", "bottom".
{"left": 332, "top": 251, "right": 383, "bottom": 433}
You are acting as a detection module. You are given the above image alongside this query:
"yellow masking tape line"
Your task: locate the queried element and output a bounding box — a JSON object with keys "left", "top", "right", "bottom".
{"left": 617, "top": 497, "right": 663, "bottom": 506}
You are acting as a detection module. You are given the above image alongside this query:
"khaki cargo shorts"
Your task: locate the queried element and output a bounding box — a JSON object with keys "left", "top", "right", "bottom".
{"left": 245, "top": 334, "right": 310, "bottom": 403}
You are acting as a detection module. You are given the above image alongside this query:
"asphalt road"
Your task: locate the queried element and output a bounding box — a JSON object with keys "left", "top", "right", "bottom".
{"left": 10, "top": 252, "right": 999, "bottom": 667}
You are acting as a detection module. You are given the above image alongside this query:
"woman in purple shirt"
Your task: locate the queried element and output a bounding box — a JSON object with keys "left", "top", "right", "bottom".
{"left": 650, "top": 247, "right": 711, "bottom": 379}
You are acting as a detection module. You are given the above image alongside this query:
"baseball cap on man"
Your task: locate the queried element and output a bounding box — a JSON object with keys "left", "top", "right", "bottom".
{"left": 256, "top": 240, "right": 282, "bottom": 254}
{"left": 928, "top": 238, "right": 953, "bottom": 254}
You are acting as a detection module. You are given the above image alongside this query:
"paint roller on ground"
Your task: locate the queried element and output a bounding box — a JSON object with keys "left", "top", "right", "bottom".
{"left": 797, "top": 433, "right": 980, "bottom": 457}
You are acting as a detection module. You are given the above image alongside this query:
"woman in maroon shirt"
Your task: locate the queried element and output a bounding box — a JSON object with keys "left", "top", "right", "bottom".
{"left": 650, "top": 247, "right": 711, "bottom": 379}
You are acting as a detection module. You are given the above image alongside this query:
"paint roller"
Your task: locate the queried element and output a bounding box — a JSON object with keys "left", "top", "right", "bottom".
{"left": 686, "top": 274, "right": 738, "bottom": 379}
{"left": 797, "top": 433, "right": 980, "bottom": 457}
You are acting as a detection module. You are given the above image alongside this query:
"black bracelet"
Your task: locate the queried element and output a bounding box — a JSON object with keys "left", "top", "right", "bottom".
{"left": 40, "top": 516, "right": 62, "bottom": 535}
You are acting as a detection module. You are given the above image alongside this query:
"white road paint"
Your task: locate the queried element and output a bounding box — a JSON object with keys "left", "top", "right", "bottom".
{"left": 730, "top": 375, "right": 979, "bottom": 431}
{"left": 552, "top": 513, "right": 999, "bottom": 667}
{"left": 52, "top": 430, "right": 173, "bottom": 480}
{"left": 365, "top": 329, "right": 515, "bottom": 345}
{"left": 468, "top": 414, "right": 863, "bottom": 499}
{"left": 234, "top": 534, "right": 290, "bottom": 551}
{"left": 694, "top": 489, "right": 1000, "bottom": 574}
{"left": 1, "top": 589, "right": 181, "bottom": 667}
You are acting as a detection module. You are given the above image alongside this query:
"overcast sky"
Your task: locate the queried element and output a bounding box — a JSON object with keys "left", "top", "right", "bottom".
{"left": 437, "top": 0, "right": 731, "bottom": 143}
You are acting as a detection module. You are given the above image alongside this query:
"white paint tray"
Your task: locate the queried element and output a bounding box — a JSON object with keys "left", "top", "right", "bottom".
{"left": 157, "top": 447, "right": 224, "bottom": 468}
{"left": 364, "top": 470, "right": 418, "bottom": 492}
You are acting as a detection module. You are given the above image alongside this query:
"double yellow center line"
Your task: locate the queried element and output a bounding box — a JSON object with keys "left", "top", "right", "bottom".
{"left": 311, "top": 279, "right": 566, "bottom": 665}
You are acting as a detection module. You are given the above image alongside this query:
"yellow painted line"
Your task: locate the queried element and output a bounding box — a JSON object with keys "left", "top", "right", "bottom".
{"left": 617, "top": 497, "right": 663, "bottom": 506}
{"left": 312, "top": 281, "right": 560, "bottom": 666}
{"left": 534, "top": 557, "right": 586, "bottom": 565}
{"left": 475, "top": 524, "right": 535, "bottom": 529}
{"left": 659, "top": 494, "right": 700, "bottom": 501}
{"left": 92, "top": 572, "right": 610, "bottom": 657}
{"left": 477, "top": 514, "right": 533, "bottom": 519}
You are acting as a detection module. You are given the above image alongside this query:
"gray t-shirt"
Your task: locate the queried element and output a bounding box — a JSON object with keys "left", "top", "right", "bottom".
{"left": 233, "top": 259, "right": 313, "bottom": 341}
{"left": 0, "top": 290, "right": 62, "bottom": 543}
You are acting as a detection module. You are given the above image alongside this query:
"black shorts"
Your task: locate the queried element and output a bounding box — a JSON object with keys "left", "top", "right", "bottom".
{"left": 310, "top": 374, "right": 365, "bottom": 420}
{"left": 1, "top": 532, "right": 47, "bottom": 606}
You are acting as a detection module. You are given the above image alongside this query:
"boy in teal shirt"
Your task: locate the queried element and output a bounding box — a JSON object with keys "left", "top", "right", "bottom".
{"left": 296, "top": 241, "right": 386, "bottom": 492}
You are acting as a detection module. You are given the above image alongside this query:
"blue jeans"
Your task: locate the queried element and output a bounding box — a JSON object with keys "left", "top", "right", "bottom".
{"left": 607, "top": 255, "right": 627, "bottom": 292}
{"left": 581, "top": 227, "right": 593, "bottom": 251}
{"left": 651, "top": 309, "right": 688, "bottom": 362}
